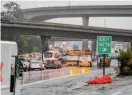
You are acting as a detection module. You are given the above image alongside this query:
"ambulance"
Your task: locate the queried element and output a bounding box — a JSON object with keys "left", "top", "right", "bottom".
{"left": 1, "top": 41, "right": 22, "bottom": 95}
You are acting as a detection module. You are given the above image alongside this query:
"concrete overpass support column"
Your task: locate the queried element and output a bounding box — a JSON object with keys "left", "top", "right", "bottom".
{"left": 82, "top": 39, "right": 89, "bottom": 50}
{"left": 82, "top": 16, "right": 89, "bottom": 26}
{"left": 49, "top": 40, "right": 54, "bottom": 47}
{"left": 92, "top": 39, "right": 97, "bottom": 55}
{"left": 82, "top": 16, "right": 89, "bottom": 50}
{"left": 41, "top": 36, "right": 51, "bottom": 60}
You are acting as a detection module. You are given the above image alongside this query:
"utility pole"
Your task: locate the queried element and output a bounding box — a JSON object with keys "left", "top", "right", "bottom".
{"left": 68, "top": 0, "right": 70, "bottom": 7}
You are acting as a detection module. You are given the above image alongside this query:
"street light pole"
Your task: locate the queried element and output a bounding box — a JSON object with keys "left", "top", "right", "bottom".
{"left": 68, "top": 0, "right": 70, "bottom": 6}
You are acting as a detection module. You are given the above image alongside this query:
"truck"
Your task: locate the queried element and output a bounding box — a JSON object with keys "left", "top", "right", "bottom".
{"left": 97, "top": 54, "right": 111, "bottom": 67}
{"left": 78, "top": 50, "right": 92, "bottom": 67}
{"left": 1, "top": 41, "right": 22, "bottom": 95}
{"left": 69, "top": 50, "right": 80, "bottom": 56}
{"left": 66, "top": 55, "right": 80, "bottom": 66}
{"left": 66, "top": 50, "right": 92, "bottom": 67}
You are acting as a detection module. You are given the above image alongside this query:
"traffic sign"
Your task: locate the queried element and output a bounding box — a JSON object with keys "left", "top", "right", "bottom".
{"left": 114, "top": 44, "right": 123, "bottom": 53}
{"left": 97, "top": 36, "right": 112, "bottom": 54}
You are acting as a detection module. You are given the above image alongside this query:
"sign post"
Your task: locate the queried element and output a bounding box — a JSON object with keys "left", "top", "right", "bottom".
{"left": 97, "top": 36, "right": 112, "bottom": 75}
{"left": 103, "top": 54, "right": 105, "bottom": 75}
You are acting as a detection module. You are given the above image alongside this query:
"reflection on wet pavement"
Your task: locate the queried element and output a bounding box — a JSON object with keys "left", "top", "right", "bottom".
{"left": 21, "top": 67, "right": 91, "bottom": 84}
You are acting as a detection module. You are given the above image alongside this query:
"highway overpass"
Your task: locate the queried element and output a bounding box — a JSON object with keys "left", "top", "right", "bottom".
{"left": 21, "top": 5, "right": 132, "bottom": 50}
{"left": 2, "top": 21, "right": 132, "bottom": 55}
{"left": 22, "top": 5, "right": 132, "bottom": 22}
{"left": 1, "top": 21, "right": 132, "bottom": 41}
{"left": 51, "top": 37, "right": 82, "bottom": 41}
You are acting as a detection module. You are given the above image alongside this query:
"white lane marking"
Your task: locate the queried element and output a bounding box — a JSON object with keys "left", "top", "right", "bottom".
{"left": 21, "top": 69, "right": 100, "bottom": 87}
{"left": 21, "top": 75, "right": 71, "bottom": 87}
{"left": 21, "top": 70, "right": 115, "bottom": 94}
{"left": 112, "top": 92, "right": 122, "bottom": 95}
{"left": 21, "top": 69, "right": 114, "bottom": 87}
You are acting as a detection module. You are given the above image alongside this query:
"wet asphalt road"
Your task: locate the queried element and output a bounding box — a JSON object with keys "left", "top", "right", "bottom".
{"left": 20, "top": 60, "right": 130, "bottom": 95}
{"left": 21, "top": 68, "right": 114, "bottom": 95}
{"left": 21, "top": 59, "right": 98, "bottom": 84}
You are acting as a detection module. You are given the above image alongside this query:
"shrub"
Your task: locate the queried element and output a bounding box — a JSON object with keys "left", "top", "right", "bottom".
{"left": 128, "top": 58, "right": 132, "bottom": 66}
{"left": 117, "top": 47, "right": 132, "bottom": 75}
{"left": 123, "top": 66, "right": 130, "bottom": 75}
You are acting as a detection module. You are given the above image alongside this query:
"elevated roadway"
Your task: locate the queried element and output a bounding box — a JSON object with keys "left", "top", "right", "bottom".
{"left": 22, "top": 5, "right": 132, "bottom": 21}
{"left": 1, "top": 21, "right": 132, "bottom": 42}
{"left": 21, "top": 5, "right": 132, "bottom": 50}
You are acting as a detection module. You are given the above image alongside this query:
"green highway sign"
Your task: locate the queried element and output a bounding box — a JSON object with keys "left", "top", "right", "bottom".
{"left": 97, "top": 36, "right": 112, "bottom": 54}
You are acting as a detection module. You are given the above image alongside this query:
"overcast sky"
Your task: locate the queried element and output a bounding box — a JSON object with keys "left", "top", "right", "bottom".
{"left": 1, "top": 0, "right": 132, "bottom": 30}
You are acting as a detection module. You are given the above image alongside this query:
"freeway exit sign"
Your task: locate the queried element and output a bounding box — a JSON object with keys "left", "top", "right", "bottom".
{"left": 97, "top": 36, "right": 112, "bottom": 54}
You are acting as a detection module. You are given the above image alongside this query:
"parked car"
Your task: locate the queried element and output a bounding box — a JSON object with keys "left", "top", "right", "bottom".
{"left": 43, "top": 51, "right": 62, "bottom": 69}
{"left": 29, "top": 60, "right": 45, "bottom": 70}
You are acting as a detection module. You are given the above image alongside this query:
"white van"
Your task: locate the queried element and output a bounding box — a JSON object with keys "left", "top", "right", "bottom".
{"left": 0, "top": 41, "right": 20, "bottom": 95}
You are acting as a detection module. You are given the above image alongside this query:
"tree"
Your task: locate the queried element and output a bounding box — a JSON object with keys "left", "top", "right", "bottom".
{"left": 1, "top": 2, "right": 23, "bottom": 41}
{"left": 32, "top": 46, "right": 38, "bottom": 52}
{"left": 117, "top": 41, "right": 132, "bottom": 76}
{"left": 1, "top": 2, "right": 40, "bottom": 53}
{"left": 18, "top": 36, "right": 32, "bottom": 53}
{"left": 1, "top": 2, "right": 23, "bottom": 21}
